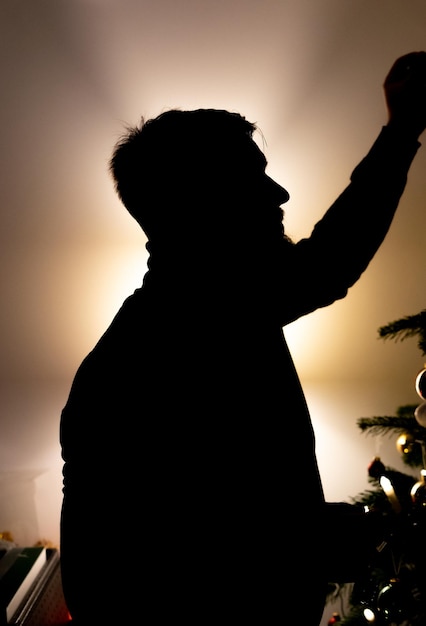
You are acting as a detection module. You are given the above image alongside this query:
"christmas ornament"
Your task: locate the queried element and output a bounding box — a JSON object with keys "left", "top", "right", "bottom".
{"left": 367, "top": 456, "right": 385, "bottom": 479}
{"left": 376, "top": 578, "right": 407, "bottom": 623}
{"left": 327, "top": 612, "right": 341, "bottom": 625}
{"left": 414, "top": 402, "right": 426, "bottom": 427}
{"left": 396, "top": 431, "right": 416, "bottom": 455}
{"left": 415, "top": 367, "right": 426, "bottom": 400}
{"left": 410, "top": 469, "right": 426, "bottom": 509}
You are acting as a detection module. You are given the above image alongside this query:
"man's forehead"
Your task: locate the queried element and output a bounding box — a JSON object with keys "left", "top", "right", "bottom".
{"left": 251, "top": 138, "right": 268, "bottom": 166}
{"left": 224, "top": 134, "right": 268, "bottom": 167}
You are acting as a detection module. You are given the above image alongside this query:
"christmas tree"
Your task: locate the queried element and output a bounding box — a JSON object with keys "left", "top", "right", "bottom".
{"left": 325, "top": 310, "right": 426, "bottom": 626}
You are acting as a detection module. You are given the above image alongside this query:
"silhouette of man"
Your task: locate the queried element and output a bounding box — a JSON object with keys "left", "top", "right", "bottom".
{"left": 60, "top": 52, "right": 426, "bottom": 625}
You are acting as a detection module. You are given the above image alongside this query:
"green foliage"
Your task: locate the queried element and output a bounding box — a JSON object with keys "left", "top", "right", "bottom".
{"left": 357, "top": 406, "right": 426, "bottom": 468}
{"left": 357, "top": 409, "right": 418, "bottom": 437}
{"left": 324, "top": 310, "right": 426, "bottom": 625}
{"left": 378, "top": 309, "right": 426, "bottom": 356}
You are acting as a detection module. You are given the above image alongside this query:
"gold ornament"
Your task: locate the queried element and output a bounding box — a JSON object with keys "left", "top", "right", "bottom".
{"left": 396, "top": 432, "right": 416, "bottom": 455}
{"left": 410, "top": 469, "right": 426, "bottom": 509}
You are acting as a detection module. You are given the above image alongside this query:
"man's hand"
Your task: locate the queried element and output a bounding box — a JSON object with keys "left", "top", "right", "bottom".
{"left": 384, "top": 51, "right": 426, "bottom": 138}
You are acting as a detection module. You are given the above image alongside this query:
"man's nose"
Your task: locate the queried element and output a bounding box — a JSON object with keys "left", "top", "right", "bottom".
{"left": 265, "top": 176, "right": 290, "bottom": 204}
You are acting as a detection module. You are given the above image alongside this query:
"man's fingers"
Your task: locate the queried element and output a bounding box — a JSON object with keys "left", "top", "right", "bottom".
{"left": 385, "top": 51, "right": 426, "bottom": 86}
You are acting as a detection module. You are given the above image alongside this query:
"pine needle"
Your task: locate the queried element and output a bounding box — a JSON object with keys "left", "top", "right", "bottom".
{"left": 378, "top": 310, "right": 426, "bottom": 355}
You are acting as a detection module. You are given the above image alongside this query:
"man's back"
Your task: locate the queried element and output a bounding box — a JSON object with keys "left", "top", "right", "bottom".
{"left": 60, "top": 258, "right": 325, "bottom": 623}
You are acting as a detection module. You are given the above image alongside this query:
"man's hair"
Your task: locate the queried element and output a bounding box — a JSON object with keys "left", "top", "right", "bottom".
{"left": 109, "top": 108, "right": 257, "bottom": 236}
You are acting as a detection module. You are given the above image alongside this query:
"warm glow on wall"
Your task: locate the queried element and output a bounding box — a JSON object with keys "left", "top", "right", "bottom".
{"left": 2, "top": 1, "right": 426, "bottom": 578}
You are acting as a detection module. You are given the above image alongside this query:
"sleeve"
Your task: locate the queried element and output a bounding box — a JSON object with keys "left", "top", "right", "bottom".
{"left": 278, "top": 126, "right": 421, "bottom": 326}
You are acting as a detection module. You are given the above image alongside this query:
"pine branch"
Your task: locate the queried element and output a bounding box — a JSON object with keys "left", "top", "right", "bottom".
{"left": 349, "top": 487, "right": 385, "bottom": 508}
{"left": 357, "top": 414, "right": 418, "bottom": 437}
{"left": 378, "top": 310, "right": 426, "bottom": 355}
{"left": 357, "top": 407, "right": 426, "bottom": 458}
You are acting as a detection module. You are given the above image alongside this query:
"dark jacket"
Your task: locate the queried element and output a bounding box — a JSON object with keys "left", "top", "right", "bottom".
{"left": 59, "top": 126, "right": 419, "bottom": 625}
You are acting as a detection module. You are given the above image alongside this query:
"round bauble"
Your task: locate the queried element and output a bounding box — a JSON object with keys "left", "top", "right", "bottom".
{"left": 410, "top": 470, "right": 426, "bottom": 510}
{"left": 396, "top": 431, "right": 416, "bottom": 455}
{"left": 415, "top": 367, "right": 426, "bottom": 400}
{"left": 414, "top": 402, "right": 426, "bottom": 427}
{"left": 377, "top": 578, "right": 407, "bottom": 623}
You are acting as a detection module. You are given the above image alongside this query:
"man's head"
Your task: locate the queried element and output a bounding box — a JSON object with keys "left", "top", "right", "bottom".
{"left": 109, "top": 108, "right": 289, "bottom": 242}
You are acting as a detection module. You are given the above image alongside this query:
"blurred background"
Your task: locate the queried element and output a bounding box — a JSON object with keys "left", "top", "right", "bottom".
{"left": 1, "top": 2, "right": 425, "bottom": 619}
